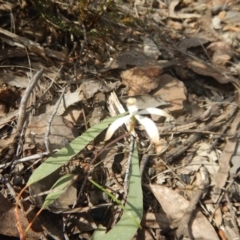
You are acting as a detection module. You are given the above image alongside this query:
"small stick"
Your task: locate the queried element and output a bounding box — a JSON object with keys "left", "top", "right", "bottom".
{"left": 225, "top": 193, "right": 240, "bottom": 236}
{"left": 18, "top": 69, "right": 44, "bottom": 132}
{"left": 4, "top": 69, "right": 44, "bottom": 163}
{"left": 14, "top": 185, "right": 28, "bottom": 240}
{"left": 124, "top": 135, "right": 135, "bottom": 198}
{"left": 176, "top": 166, "right": 209, "bottom": 238}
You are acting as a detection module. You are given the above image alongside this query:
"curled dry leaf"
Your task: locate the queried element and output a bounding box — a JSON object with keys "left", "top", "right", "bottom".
{"left": 168, "top": 0, "right": 201, "bottom": 19}
{"left": 178, "top": 37, "right": 210, "bottom": 52}
{"left": 186, "top": 60, "right": 235, "bottom": 84}
{"left": 207, "top": 41, "right": 233, "bottom": 66}
{"left": 121, "top": 66, "right": 162, "bottom": 96}
{"left": 153, "top": 74, "right": 186, "bottom": 114}
{"left": 149, "top": 184, "right": 220, "bottom": 239}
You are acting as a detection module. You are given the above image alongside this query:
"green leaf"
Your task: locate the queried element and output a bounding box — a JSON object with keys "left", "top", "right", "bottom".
{"left": 27, "top": 114, "right": 125, "bottom": 186}
{"left": 91, "top": 225, "right": 106, "bottom": 239}
{"left": 89, "top": 179, "right": 141, "bottom": 228}
{"left": 42, "top": 174, "right": 75, "bottom": 209}
{"left": 92, "top": 140, "right": 143, "bottom": 240}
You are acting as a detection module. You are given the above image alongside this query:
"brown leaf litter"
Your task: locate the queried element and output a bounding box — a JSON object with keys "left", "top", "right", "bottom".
{"left": 1, "top": 0, "right": 240, "bottom": 239}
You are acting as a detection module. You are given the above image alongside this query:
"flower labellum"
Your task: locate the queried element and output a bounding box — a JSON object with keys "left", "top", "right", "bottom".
{"left": 105, "top": 98, "right": 173, "bottom": 148}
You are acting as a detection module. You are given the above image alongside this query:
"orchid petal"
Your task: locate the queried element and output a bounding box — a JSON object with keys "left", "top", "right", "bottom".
{"left": 104, "top": 115, "right": 131, "bottom": 141}
{"left": 138, "top": 108, "right": 173, "bottom": 121}
{"left": 135, "top": 115, "right": 160, "bottom": 145}
{"left": 127, "top": 98, "right": 139, "bottom": 114}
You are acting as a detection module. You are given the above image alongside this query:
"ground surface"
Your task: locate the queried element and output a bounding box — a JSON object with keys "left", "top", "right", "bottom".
{"left": 0, "top": 0, "right": 240, "bottom": 239}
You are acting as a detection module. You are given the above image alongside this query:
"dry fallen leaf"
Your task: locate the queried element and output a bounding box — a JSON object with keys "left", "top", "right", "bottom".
{"left": 168, "top": 0, "right": 201, "bottom": 19}
{"left": 51, "top": 90, "right": 84, "bottom": 116}
{"left": 25, "top": 113, "right": 78, "bottom": 151}
{"left": 207, "top": 41, "right": 233, "bottom": 65}
{"left": 178, "top": 142, "right": 219, "bottom": 185}
{"left": 62, "top": 107, "right": 83, "bottom": 124}
{"left": 155, "top": 138, "right": 169, "bottom": 155}
{"left": 0, "top": 72, "right": 29, "bottom": 88}
{"left": 0, "top": 193, "right": 41, "bottom": 238}
{"left": 80, "top": 79, "right": 113, "bottom": 99}
{"left": 121, "top": 66, "right": 162, "bottom": 96}
{"left": 149, "top": 184, "right": 220, "bottom": 240}
{"left": 153, "top": 74, "right": 186, "bottom": 114}
{"left": 187, "top": 60, "right": 236, "bottom": 84}
{"left": 223, "top": 10, "right": 240, "bottom": 25}
{"left": 141, "top": 212, "right": 171, "bottom": 229}
{"left": 212, "top": 109, "right": 240, "bottom": 203}
{"left": 178, "top": 37, "right": 210, "bottom": 51}
{"left": 0, "top": 136, "right": 13, "bottom": 153}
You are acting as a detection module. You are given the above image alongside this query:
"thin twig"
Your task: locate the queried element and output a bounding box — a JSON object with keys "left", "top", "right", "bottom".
{"left": 14, "top": 185, "right": 28, "bottom": 240}
{"left": 176, "top": 166, "right": 209, "bottom": 239}
{"left": 124, "top": 135, "right": 135, "bottom": 198}
{"left": 4, "top": 69, "right": 44, "bottom": 163}
{"left": 12, "top": 152, "right": 49, "bottom": 164}
{"left": 208, "top": 115, "right": 234, "bottom": 153}
{"left": 161, "top": 130, "right": 236, "bottom": 137}
{"left": 164, "top": 105, "right": 238, "bottom": 163}
{"left": 18, "top": 69, "right": 44, "bottom": 131}
{"left": 34, "top": 66, "right": 63, "bottom": 109}
{"left": 225, "top": 193, "right": 240, "bottom": 236}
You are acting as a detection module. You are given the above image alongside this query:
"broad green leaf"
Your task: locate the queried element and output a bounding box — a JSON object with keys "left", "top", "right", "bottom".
{"left": 92, "top": 140, "right": 143, "bottom": 240}
{"left": 42, "top": 174, "right": 75, "bottom": 209}
{"left": 27, "top": 114, "right": 125, "bottom": 186}
{"left": 89, "top": 179, "right": 141, "bottom": 228}
{"left": 91, "top": 225, "right": 107, "bottom": 239}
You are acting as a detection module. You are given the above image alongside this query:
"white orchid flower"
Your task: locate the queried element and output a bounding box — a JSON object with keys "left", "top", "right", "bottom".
{"left": 105, "top": 98, "right": 173, "bottom": 146}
